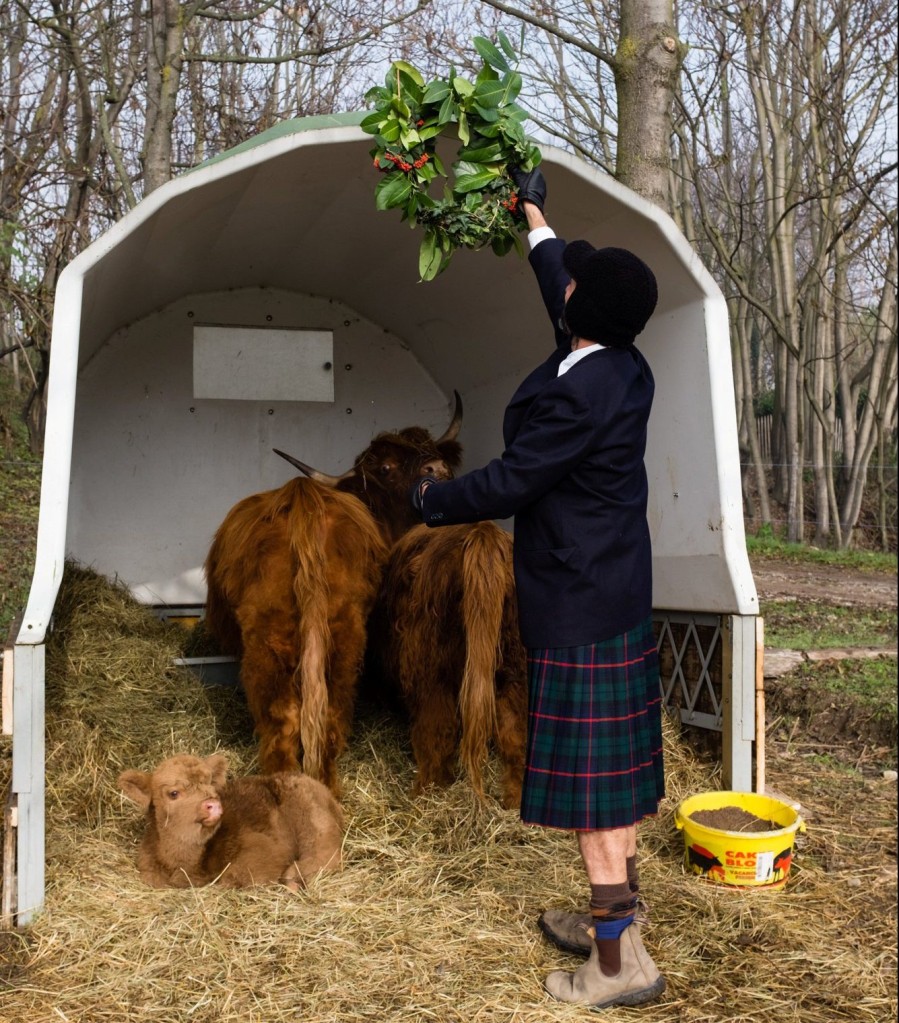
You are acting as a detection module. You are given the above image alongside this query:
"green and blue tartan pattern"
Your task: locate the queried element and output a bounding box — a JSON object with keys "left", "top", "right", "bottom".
{"left": 520, "top": 616, "right": 665, "bottom": 831}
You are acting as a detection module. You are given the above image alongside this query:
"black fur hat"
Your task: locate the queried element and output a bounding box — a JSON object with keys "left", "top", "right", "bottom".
{"left": 562, "top": 242, "right": 658, "bottom": 347}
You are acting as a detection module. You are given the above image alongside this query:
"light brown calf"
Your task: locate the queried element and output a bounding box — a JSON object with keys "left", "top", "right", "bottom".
{"left": 118, "top": 753, "right": 343, "bottom": 889}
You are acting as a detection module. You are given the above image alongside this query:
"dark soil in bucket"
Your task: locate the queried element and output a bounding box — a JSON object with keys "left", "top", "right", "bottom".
{"left": 689, "top": 806, "right": 781, "bottom": 832}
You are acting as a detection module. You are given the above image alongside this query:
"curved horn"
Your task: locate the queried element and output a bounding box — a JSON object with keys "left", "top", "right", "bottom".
{"left": 272, "top": 448, "right": 355, "bottom": 488}
{"left": 435, "top": 390, "right": 463, "bottom": 445}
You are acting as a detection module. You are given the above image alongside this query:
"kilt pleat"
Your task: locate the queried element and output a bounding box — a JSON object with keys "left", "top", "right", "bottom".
{"left": 519, "top": 616, "right": 665, "bottom": 831}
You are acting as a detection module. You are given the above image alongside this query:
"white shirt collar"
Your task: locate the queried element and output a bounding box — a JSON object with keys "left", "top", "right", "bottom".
{"left": 558, "top": 343, "right": 604, "bottom": 376}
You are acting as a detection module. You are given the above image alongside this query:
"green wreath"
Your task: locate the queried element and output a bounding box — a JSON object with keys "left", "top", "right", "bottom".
{"left": 361, "top": 34, "right": 542, "bottom": 281}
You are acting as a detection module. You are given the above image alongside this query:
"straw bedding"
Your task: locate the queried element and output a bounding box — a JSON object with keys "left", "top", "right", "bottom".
{"left": 0, "top": 564, "right": 895, "bottom": 1022}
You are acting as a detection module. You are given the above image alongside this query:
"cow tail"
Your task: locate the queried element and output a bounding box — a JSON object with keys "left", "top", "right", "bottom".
{"left": 458, "top": 524, "right": 508, "bottom": 798}
{"left": 287, "top": 481, "right": 332, "bottom": 782}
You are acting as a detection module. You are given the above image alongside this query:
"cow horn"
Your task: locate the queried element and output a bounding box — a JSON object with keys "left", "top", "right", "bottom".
{"left": 435, "top": 390, "right": 463, "bottom": 444}
{"left": 272, "top": 449, "right": 356, "bottom": 487}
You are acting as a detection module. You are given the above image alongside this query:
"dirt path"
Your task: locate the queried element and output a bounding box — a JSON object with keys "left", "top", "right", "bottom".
{"left": 750, "top": 557, "right": 896, "bottom": 609}
{"left": 750, "top": 556, "right": 897, "bottom": 679}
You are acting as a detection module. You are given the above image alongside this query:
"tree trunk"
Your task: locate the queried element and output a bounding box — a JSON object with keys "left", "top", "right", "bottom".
{"left": 143, "top": 0, "right": 186, "bottom": 193}
{"left": 614, "top": 0, "right": 681, "bottom": 211}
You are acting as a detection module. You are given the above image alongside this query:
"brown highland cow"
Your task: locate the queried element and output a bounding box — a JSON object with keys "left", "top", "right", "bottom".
{"left": 118, "top": 753, "right": 344, "bottom": 889}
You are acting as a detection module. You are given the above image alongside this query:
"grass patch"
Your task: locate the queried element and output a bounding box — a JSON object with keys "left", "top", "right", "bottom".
{"left": 794, "top": 656, "right": 898, "bottom": 711}
{"left": 0, "top": 370, "right": 40, "bottom": 639}
{"left": 766, "top": 656, "right": 898, "bottom": 757}
{"left": 761, "top": 599, "right": 897, "bottom": 649}
{"left": 748, "top": 532, "right": 897, "bottom": 573}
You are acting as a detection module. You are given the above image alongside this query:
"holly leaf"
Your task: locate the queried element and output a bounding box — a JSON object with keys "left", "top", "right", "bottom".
{"left": 501, "top": 71, "right": 523, "bottom": 105}
{"left": 457, "top": 141, "right": 504, "bottom": 163}
{"left": 497, "top": 30, "right": 518, "bottom": 63}
{"left": 473, "top": 78, "right": 505, "bottom": 108}
{"left": 375, "top": 172, "right": 413, "bottom": 210}
{"left": 360, "top": 110, "right": 388, "bottom": 134}
{"left": 378, "top": 119, "right": 402, "bottom": 144}
{"left": 458, "top": 111, "right": 470, "bottom": 146}
{"left": 390, "top": 60, "right": 425, "bottom": 87}
{"left": 419, "top": 231, "right": 442, "bottom": 280}
{"left": 423, "top": 79, "right": 451, "bottom": 103}
{"left": 400, "top": 126, "right": 421, "bottom": 148}
{"left": 473, "top": 103, "right": 500, "bottom": 123}
{"left": 454, "top": 166, "right": 502, "bottom": 193}
{"left": 473, "top": 36, "right": 512, "bottom": 74}
{"left": 438, "top": 92, "right": 456, "bottom": 125}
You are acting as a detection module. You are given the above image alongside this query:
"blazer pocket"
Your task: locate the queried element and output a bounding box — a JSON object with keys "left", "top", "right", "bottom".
{"left": 524, "top": 546, "right": 578, "bottom": 566}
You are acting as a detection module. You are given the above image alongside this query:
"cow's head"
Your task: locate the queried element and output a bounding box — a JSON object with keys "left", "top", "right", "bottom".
{"left": 274, "top": 391, "right": 463, "bottom": 544}
{"left": 119, "top": 753, "right": 229, "bottom": 847}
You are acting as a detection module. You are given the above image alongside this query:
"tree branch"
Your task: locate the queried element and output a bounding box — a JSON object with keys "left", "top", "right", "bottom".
{"left": 476, "top": 0, "right": 613, "bottom": 65}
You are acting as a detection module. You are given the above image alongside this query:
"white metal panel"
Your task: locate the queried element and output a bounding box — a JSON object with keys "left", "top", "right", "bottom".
{"left": 193, "top": 325, "right": 334, "bottom": 402}
{"left": 12, "top": 642, "right": 44, "bottom": 926}
{"left": 67, "top": 287, "right": 450, "bottom": 604}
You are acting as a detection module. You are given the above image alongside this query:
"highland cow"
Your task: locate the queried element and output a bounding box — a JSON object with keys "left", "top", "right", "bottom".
{"left": 118, "top": 753, "right": 343, "bottom": 889}
{"left": 371, "top": 521, "right": 528, "bottom": 808}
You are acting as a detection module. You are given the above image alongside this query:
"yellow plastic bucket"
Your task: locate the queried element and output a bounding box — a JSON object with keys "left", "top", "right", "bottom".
{"left": 675, "top": 790, "right": 806, "bottom": 889}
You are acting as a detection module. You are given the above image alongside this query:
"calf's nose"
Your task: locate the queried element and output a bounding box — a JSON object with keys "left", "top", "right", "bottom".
{"left": 420, "top": 460, "right": 449, "bottom": 479}
{"left": 199, "top": 798, "right": 223, "bottom": 826}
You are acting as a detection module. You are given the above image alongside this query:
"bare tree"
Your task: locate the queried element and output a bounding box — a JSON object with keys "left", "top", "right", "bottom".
{"left": 478, "top": 0, "right": 683, "bottom": 211}
{"left": 675, "top": 0, "right": 897, "bottom": 548}
{"left": 0, "top": 0, "right": 445, "bottom": 441}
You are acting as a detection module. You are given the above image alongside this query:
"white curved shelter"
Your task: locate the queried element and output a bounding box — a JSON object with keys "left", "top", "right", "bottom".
{"left": 9, "top": 113, "right": 759, "bottom": 925}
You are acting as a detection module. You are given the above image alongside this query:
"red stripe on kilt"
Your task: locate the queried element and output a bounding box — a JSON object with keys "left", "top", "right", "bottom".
{"left": 532, "top": 655, "right": 652, "bottom": 670}
{"left": 532, "top": 695, "right": 661, "bottom": 725}
{"left": 530, "top": 644, "right": 658, "bottom": 667}
{"left": 525, "top": 752, "right": 663, "bottom": 780}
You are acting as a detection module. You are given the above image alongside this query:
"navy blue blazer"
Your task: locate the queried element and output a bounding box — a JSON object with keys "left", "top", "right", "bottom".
{"left": 421, "top": 236, "right": 655, "bottom": 648}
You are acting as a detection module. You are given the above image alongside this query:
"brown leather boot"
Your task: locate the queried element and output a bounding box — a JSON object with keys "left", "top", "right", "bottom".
{"left": 544, "top": 923, "right": 666, "bottom": 1008}
{"left": 538, "top": 901, "right": 650, "bottom": 957}
{"left": 538, "top": 909, "right": 594, "bottom": 956}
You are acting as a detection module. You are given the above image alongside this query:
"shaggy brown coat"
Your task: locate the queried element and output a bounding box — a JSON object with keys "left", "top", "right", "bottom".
{"left": 204, "top": 478, "right": 387, "bottom": 793}
{"left": 118, "top": 754, "right": 344, "bottom": 889}
{"left": 373, "top": 522, "right": 528, "bottom": 808}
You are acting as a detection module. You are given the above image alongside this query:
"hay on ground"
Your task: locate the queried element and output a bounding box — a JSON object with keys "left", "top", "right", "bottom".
{"left": 0, "top": 563, "right": 895, "bottom": 1023}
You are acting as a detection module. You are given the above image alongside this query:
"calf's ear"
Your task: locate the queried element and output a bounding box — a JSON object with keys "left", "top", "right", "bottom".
{"left": 118, "top": 769, "right": 152, "bottom": 809}
{"left": 205, "top": 753, "right": 229, "bottom": 787}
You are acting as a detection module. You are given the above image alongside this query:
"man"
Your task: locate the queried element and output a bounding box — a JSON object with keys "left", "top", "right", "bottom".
{"left": 410, "top": 168, "right": 666, "bottom": 1009}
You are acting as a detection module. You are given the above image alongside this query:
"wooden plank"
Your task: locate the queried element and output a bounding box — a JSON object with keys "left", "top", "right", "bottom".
{"left": 2, "top": 614, "right": 21, "bottom": 737}
{"left": 755, "top": 617, "right": 766, "bottom": 794}
{"left": 1, "top": 790, "right": 16, "bottom": 929}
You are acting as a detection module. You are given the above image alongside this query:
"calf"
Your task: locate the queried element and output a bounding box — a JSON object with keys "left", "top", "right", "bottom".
{"left": 372, "top": 522, "right": 528, "bottom": 808}
{"left": 118, "top": 753, "right": 344, "bottom": 889}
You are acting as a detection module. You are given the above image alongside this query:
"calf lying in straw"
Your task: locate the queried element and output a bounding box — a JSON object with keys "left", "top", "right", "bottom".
{"left": 118, "top": 753, "right": 344, "bottom": 889}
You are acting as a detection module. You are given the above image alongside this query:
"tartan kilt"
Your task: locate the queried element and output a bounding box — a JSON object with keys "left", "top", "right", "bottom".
{"left": 519, "top": 616, "right": 664, "bottom": 831}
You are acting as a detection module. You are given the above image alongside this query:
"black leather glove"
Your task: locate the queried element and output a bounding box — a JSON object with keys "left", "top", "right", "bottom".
{"left": 410, "top": 475, "right": 438, "bottom": 516}
{"left": 512, "top": 168, "right": 546, "bottom": 213}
